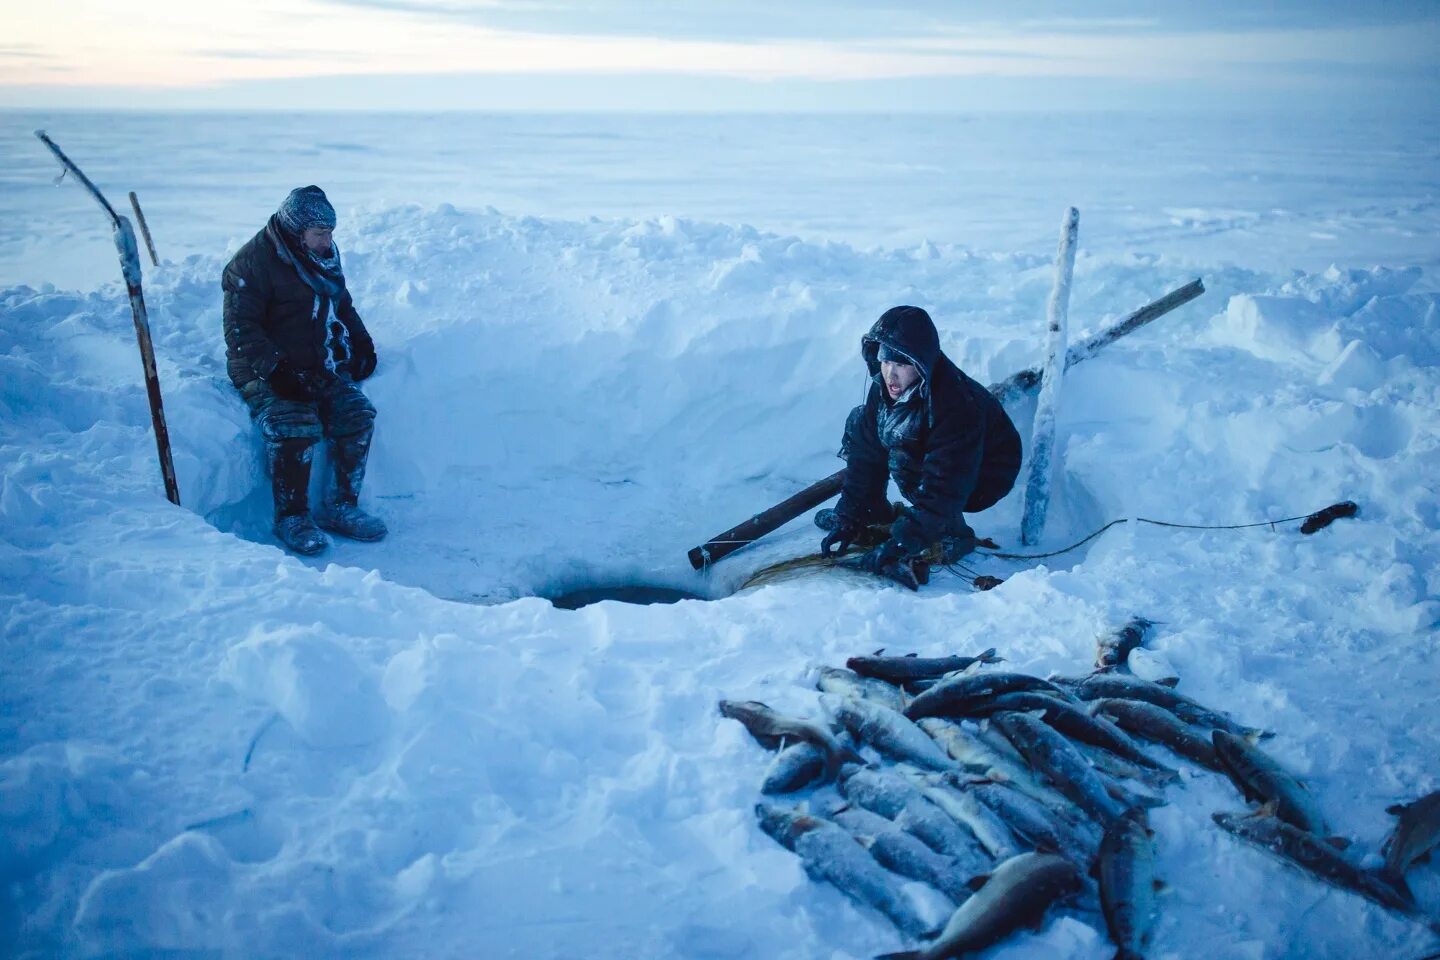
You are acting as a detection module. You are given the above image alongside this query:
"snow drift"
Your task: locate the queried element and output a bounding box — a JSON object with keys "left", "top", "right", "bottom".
{"left": 3, "top": 201, "right": 1439, "bottom": 959}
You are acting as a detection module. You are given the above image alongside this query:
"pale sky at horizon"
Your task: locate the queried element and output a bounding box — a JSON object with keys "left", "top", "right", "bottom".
{"left": 2, "top": 1, "right": 1437, "bottom": 112}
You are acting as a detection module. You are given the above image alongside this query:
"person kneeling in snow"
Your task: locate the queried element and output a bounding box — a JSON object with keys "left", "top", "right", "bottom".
{"left": 816, "top": 305, "right": 1022, "bottom": 589}
{"left": 221, "top": 186, "right": 386, "bottom": 555}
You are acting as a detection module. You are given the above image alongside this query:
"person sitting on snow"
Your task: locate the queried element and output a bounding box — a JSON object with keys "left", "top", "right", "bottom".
{"left": 816, "top": 305, "right": 1022, "bottom": 589}
{"left": 221, "top": 186, "right": 386, "bottom": 555}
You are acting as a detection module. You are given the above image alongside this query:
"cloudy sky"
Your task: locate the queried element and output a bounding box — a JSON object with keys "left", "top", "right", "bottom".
{"left": 2, "top": 0, "right": 1437, "bottom": 111}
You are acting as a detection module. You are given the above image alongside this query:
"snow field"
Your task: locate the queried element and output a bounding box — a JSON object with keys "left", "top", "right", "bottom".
{"left": 1, "top": 199, "right": 1438, "bottom": 958}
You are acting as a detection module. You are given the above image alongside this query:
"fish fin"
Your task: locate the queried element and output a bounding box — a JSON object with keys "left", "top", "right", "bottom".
{"left": 1155, "top": 677, "right": 1180, "bottom": 688}
{"left": 873, "top": 648, "right": 886, "bottom": 656}
{"left": 1254, "top": 729, "right": 1277, "bottom": 741}
{"left": 1385, "top": 801, "right": 1410, "bottom": 816}
{"left": 965, "top": 873, "right": 992, "bottom": 892}
{"left": 1416, "top": 849, "right": 1434, "bottom": 865}
{"left": 979, "top": 647, "right": 1001, "bottom": 663}
{"left": 875, "top": 953, "right": 923, "bottom": 960}
{"left": 1325, "top": 836, "right": 1352, "bottom": 851}
{"left": 904, "top": 652, "right": 918, "bottom": 658}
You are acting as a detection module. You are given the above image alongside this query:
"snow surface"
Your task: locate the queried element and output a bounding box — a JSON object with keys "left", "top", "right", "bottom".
{"left": 2, "top": 111, "right": 1439, "bottom": 959}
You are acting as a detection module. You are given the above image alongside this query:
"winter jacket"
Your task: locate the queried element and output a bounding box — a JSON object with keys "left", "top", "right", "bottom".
{"left": 221, "top": 227, "right": 375, "bottom": 389}
{"left": 836, "top": 305, "right": 1022, "bottom": 550}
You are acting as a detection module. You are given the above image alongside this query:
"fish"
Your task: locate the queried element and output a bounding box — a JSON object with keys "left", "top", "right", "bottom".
{"left": 969, "top": 781, "right": 1099, "bottom": 868}
{"left": 834, "top": 806, "right": 976, "bottom": 903}
{"left": 840, "top": 766, "right": 991, "bottom": 865}
{"left": 1090, "top": 698, "right": 1224, "bottom": 772}
{"left": 1383, "top": 791, "right": 1440, "bottom": 898}
{"left": 848, "top": 648, "right": 1005, "bottom": 684}
{"left": 718, "top": 699, "right": 864, "bottom": 776}
{"left": 917, "top": 718, "right": 1082, "bottom": 818}
{"left": 902, "top": 771, "right": 1025, "bottom": 859}
{"left": 819, "top": 665, "right": 908, "bottom": 713}
{"left": 1211, "top": 811, "right": 1421, "bottom": 921}
{"left": 1068, "top": 675, "right": 1271, "bottom": 740}
{"left": 990, "top": 711, "right": 1132, "bottom": 825}
{"left": 963, "top": 692, "right": 1179, "bottom": 781}
{"left": 1074, "top": 741, "right": 1178, "bottom": 792}
{"left": 761, "top": 742, "right": 828, "bottom": 795}
{"left": 1211, "top": 732, "right": 1329, "bottom": 836}
{"left": 875, "top": 852, "right": 1082, "bottom": 960}
{"left": 1126, "top": 648, "right": 1179, "bottom": 688}
{"left": 1095, "top": 617, "right": 1155, "bottom": 672}
{"left": 824, "top": 694, "right": 957, "bottom": 772}
{"left": 756, "top": 803, "right": 941, "bottom": 938}
{"left": 906, "top": 673, "right": 1076, "bottom": 722}
{"left": 1096, "top": 812, "right": 1160, "bottom": 960}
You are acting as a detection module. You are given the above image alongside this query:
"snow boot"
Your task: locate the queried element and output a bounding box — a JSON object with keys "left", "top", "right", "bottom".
{"left": 269, "top": 438, "right": 329, "bottom": 556}
{"left": 275, "top": 513, "right": 329, "bottom": 556}
{"left": 938, "top": 526, "right": 978, "bottom": 564}
{"left": 317, "top": 432, "right": 387, "bottom": 542}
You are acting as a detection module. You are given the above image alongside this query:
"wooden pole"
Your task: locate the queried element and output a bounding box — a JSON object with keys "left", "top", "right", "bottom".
{"left": 988, "top": 277, "right": 1205, "bottom": 406}
{"left": 35, "top": 131, "right": 181, "bottom": 506}
{"left": 1020, "top": 207, "right": 1078, "bottom": 545}
{"left": 128, "top": 191, "right": 160, "bottom": 267}
{"left": 686, "top": 278, "right": 1205, "bottom": 570}
{"left": 688, "top": 471, "right": 844, "bottom": 569}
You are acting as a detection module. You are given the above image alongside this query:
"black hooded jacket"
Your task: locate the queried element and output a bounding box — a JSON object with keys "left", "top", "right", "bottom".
{"left": 221, "top": 225, "right": 375, "bottom": 389}
{"left": 835, "top": 306, "right": 1022, "bottom": 550}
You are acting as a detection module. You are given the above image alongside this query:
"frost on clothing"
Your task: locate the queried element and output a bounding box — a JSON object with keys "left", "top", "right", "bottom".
{"left": 220, "top": 219, "right": 374, "bottom": 388}
{"left": 835, "top": 305, "right": 1022, "bottom": 551}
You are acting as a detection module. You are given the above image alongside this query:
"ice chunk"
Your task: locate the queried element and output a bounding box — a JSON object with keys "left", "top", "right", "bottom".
{"left": 1317, "top": 339, "right": 1386, "bottom": 391}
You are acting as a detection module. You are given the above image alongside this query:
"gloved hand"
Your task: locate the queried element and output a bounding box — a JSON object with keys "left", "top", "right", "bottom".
{"left": 820, "top": 515, "right": 861, "bottom": 558}
{"left": 856, "top": 539, "right": 921, "bottom": 591}
{"left": 266, "top": 360, "right": 324, "bottom": 401}
{"left": 349, "top": 343, "right": 377, "bottom": 382}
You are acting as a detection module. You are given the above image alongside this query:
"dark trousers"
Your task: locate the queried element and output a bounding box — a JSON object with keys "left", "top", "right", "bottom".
{"left": 240, "top": 378, "right": 376, "bottom": 517}
{"left": 240, "top": 377, "right": 376, "bottom": 445}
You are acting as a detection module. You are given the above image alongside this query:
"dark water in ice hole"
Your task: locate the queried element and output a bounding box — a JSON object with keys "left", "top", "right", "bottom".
{"left": 547, "top": 584, "right": 709, "bottom": 611}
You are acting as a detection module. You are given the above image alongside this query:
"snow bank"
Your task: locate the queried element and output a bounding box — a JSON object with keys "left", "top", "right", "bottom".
{"left": 3, "top": 203, "right": 1439, "bottom": 959}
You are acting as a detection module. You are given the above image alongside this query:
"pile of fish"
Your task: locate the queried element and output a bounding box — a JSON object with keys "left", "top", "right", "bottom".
{"left": 719, "top": 618, "right": 1440, "bottom": 958}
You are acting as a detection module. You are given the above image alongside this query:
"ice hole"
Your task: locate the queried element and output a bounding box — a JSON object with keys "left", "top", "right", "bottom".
{"left": 545, "top": 582, "right": 711, "bottom": 610}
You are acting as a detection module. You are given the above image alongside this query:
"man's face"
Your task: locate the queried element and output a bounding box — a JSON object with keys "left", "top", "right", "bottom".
{"left": 301, "top": 226, "right": 334, "bottom": 256}
{"left": 881, "top": 359, "right": 921, "bottom": 399}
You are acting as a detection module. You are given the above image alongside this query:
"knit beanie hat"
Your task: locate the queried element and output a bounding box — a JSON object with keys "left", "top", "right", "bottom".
{"left": 277, "top": 185, "right": 337, "bottom": 235}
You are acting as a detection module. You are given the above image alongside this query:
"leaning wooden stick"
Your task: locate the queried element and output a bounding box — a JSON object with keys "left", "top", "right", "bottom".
{"left": 687, "top": 277, "right": 1205, "bottom": 569}
{"left": 128, "top": 191, "right": 160, "bottom": 267}
{"left": 1020, "top": 206, "right": 1078, "bottom": 545}
{"left": 989, "top": 277, "right": 1205, "bottom": 405}
{"left": 35, "top": 131, "right": 180, "bottom": 506}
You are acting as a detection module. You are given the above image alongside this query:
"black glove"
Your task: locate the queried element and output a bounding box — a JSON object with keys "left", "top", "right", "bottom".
{"left": 266, "top": 360, "right": 323, "bottom": 401}
{"left": 855, "top": 539, "right": 921, "bottom": 591}
{"left": 820, "top": 516, "right": 861, "bottom": 558}
{"left": 349, "top": 343, "right": 377, "bottom": 382}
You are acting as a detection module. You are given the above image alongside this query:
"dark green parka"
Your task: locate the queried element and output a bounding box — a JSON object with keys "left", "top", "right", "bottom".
{"left": 221, "top": 227, "right": 375, "bottom": 388}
